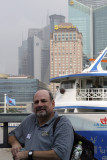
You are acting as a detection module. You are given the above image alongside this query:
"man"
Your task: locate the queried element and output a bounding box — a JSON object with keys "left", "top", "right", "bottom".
{"left": 8, "top": 89, "right": 74, "bottom": 160}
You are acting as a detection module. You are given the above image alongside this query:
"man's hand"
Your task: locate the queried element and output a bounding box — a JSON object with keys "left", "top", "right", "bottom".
{"left": 14, "top": 151, "right": 28, "bottom": 160}
{"left": 11, "top": 142, "right": 22, "bottom": 158}
{"left": 8, "top": 135, "right": 23, "bottom": 158}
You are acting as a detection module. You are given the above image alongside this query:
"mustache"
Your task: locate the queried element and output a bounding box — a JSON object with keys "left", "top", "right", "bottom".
{"left": 36, "top": 106, "right": 46, "bottom": 111}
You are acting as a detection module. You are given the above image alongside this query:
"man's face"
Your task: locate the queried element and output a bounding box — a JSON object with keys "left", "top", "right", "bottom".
{"left": 33, "top": 90, "right": 55, "bottom": 118}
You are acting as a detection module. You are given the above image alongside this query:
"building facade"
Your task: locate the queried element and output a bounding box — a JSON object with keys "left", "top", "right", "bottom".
{"left": 50, "top": 23, "right": 83, "bottom": 94}
{"left": 27, "top": 29, "right": 41, "bottom": 77}
{"left": 18, "top": 40, "right": 28, "bottom": 75}
{"left": 68, "top": 0, "right": 107, "bottom": 69}
{"left": 49, "top": 14, "right": 65, "bottom": 33}
{"left": 0, "top": 74, "right": 47, "bottom": 104}
{"left": 33, "top": 35, "right": 42, "bottom": 81}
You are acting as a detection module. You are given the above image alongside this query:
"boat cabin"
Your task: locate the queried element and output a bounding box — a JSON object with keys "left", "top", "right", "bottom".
{"left": 50, "top": 47, "right": 107, "bottom": 112}
{"left": 59, "top": 75, "right": 107, "bottom": 101}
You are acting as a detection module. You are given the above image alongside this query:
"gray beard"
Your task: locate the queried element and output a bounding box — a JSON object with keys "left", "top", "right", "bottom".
{"left": 36, "top": 111, "right": 47, "bottom": 118}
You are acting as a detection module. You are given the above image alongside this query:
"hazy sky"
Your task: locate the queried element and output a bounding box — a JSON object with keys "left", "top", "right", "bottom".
{"left": 0, "top": 0, "right": 68, "bottom": 75}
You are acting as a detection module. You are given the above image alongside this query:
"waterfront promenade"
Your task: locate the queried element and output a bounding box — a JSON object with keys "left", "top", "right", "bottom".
{"left": 0, "top": 148, "right": 12, "bottom": 160}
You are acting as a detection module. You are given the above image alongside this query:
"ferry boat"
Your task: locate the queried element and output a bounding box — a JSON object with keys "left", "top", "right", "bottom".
{"left": 50, "top": 47, "right": 107, "bottom": 159}
{"left": 50, "top": 47, "right": 107, "bottom": 113}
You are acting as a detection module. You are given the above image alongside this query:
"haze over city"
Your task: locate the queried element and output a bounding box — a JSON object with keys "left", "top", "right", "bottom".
{"left": 0, "top": 0, "right": 68, "bottom": 75}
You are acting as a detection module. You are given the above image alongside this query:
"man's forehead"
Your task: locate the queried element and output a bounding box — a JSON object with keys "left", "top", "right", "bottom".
{"left": 34, "top": 90, "right": 50, "bottom": 98}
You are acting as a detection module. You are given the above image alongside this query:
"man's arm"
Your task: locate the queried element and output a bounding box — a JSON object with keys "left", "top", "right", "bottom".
{"left": 8, "top": 136, "right": 61, "bottom": 160}
{"left": 8, "top": 135, "right": 22, "bottom": 157}
{"left": 11, "top": 150, "right": 61, "bottom": 160}
{"left": 33, "top": 150, "right": 61, "bottom": 160}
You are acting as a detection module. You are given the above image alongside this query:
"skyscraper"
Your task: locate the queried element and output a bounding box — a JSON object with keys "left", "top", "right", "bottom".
{"left": 68, "top": 0, "right": 107, "bottom": 69}
{"left": 18, "top": 40, "right": 28, "bottom": 75}
{"left": 27, "top": 28, "right": 41, "bottom": 77}
{"left": 49, "top": 14, "right": 65, "bottom": 33}
{"left": 19, "top": 14, "right": 66, "bottom": 84}
{"left": 50, "top": 23, "right": 83, "bottom": 94}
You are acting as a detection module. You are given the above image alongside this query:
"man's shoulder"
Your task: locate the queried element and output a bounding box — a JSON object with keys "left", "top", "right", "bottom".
{"left": 58, "top": 115, "right": 73, "bottom": 127}
{"left": 59, "top": 115, "right": 70, "bottom": 121}
{"left": 23, "top": 113, "right": 36, "bottom": 122}
{"left": 53, "top": 115, "right": 74, "bottom": 136}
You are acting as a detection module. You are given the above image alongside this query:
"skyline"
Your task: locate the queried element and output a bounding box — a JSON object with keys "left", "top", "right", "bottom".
{"left": 0, "top": 0, "right": 68, "bottom": 75}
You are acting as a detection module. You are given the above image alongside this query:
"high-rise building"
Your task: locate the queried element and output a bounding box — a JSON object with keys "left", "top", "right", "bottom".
{"left": 33, "top": 35, "right": 42, "bottom": 80}
{"left": 50, "top": 23, "right": 83, "bottom": 94}
{"left": 49, "top": 14, "right": 65, "bottom": 33}
{"left": 27, "top": 29, "right": 41, "bottom": 77}
{"left": 19, "top": 14, "right": 66, "bottom": 84}
{"left": 68, "top": 0, "right": 107, "bottom": 69}
{"left": 40, "top": 25, "right": 50, "bottom": 84}
{"left": 18, "top": 40, "right": 28, "bottom": 75}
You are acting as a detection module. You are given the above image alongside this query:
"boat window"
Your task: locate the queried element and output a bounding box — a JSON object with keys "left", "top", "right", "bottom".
{"left": 104, "top": 79, "right": 107, "bottom": 88}
{"left": 86, "top": 80, "right": 93, "bottom": 88}
{"left": 81, "top": 80, "right": 85, "bottom": 89}
{"left": 61, "top": 80, "right": 75, "bottom": 89}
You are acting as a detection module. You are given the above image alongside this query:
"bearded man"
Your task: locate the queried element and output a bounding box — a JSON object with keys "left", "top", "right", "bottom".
{"left": 8, "top": 89, "right": 74, "bottom": 160}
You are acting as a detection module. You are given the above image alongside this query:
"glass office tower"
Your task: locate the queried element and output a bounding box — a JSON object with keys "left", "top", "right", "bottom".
{"left": 68, "top": 0, "right": 107, "bottom": 69}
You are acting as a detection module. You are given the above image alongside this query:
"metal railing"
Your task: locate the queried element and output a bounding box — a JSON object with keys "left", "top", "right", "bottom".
{"left": 0, "top": 113, "right": 29, "bottom": 148}
{"left": 77, "top": 88, "right": 107, "bottom": 101}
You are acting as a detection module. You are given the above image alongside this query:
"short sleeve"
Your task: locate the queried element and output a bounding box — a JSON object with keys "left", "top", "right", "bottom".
{"left": 52, "top": 116, "right": 74, "bottom": 160}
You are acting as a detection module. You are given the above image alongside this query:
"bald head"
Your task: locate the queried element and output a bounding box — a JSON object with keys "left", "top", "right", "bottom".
{"left": 34, "top": 89, "right": 53, "bottom": 101}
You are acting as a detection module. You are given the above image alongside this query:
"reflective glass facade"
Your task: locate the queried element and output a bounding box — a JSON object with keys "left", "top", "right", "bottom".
{"left": 68, "top": 0, "right": 91, "bottom": 58}
{"left": 93, "top": 6, "right": 107, "bottom": 59}
{"left": 68, "top": 0, "right": 107, "bottom": 69}
{"left": 0, "top": 78, "right": 47, "bottom": 103}
{"left": 75, "top": 0, "right": 107, "bottom": 9}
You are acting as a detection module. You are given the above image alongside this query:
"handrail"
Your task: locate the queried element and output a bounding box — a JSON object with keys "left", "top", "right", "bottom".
{"left": 0, "top": 113, "right": 30, "bottom": 148}
{"left": 77, "top": 88, "right": 107, "bottom": 101}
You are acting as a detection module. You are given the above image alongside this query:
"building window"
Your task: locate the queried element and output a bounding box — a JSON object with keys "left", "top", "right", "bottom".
{"left": 54, "top": 34, "right": 57, "bottom": 41}
{"left": 62, "top": 36, "right": 64, "bottom": 41}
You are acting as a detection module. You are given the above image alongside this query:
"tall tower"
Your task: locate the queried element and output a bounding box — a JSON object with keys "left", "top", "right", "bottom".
{"left": 68, "top": 0, "right": 107, "bottom": 69}
{"left": 18, "top": 40, "right": 28, "bottom": 75}
{"left": 49, "top": 14, "right": 65, "bottom": 33}
{"left": 27, "top": 29, "right": 41, "bottom": 77}
{"left": 50, "top": 23, "right": 83, "bottom": 94}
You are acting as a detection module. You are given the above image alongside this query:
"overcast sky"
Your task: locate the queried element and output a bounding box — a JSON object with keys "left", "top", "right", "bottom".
{"left": 0, "top": 0, "right": 68, "bottom": 75}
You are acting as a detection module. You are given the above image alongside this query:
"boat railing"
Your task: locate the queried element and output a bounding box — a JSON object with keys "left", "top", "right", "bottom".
{"left": 77, "top": 88, "right": 107, "bottom": 101}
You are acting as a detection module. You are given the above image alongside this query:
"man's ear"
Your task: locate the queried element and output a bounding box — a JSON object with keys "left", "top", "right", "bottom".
{"left": 52, "top": 100, "right": 55, "bottom": 108}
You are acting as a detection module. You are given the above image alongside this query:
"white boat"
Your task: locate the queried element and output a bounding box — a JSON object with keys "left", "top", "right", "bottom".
{"left": 50, "top": 47, "right": 107, "bottom": 113}
{"left": 50, "top": 48, "right": 107, "bottom": 159}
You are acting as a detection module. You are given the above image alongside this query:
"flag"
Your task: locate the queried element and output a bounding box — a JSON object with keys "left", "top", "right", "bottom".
{"left": 6, "top": 96, "right": 16, "bottom": 106}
